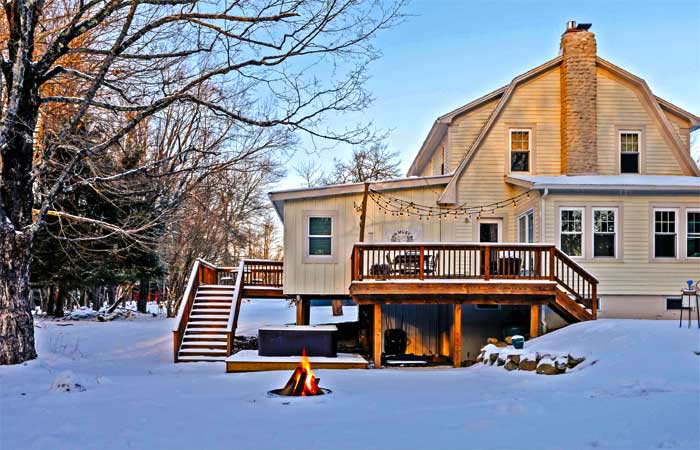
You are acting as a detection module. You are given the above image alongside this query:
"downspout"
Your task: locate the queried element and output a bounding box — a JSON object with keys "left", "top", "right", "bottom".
{"left": 539, "top": 188, "right": 550, "bottom": 333}
{"left": 540, "top": 188, "right": 549, "bottom": 243}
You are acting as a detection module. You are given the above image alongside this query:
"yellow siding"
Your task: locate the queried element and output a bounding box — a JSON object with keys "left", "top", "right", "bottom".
{"left": 447, "top": 99, "right": 499, "bottom": 172}
{"left": 663, "top": 109, "right": 691, "bottom": 151}
{"left": 418, "top": 134, "right": 447, "bottom": 177}
{"left": 283, "top": 185, "right": 455, "bottom": 295}
{"left": 597, "top": 67, "right": 690, "bottom": 175}
{"left": 543, "top": 193, "right": 700, "bottom": 296}
{"left": 453, "top": 68, "right": 560, "bottom": 241}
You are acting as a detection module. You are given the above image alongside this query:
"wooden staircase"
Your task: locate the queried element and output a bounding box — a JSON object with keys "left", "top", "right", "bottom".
{"left": 178, "top": 284, "right": 235, "bottom": 362}
{"left": 172, "top": 258, "right": 285, "bottom": 363}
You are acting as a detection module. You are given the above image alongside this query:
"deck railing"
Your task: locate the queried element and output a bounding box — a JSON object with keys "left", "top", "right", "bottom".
{"left": 351, "top": 243, "right": 598, "bottom": 313}
{"left": 172, "top": 258, "right": 284, "bottom": 362}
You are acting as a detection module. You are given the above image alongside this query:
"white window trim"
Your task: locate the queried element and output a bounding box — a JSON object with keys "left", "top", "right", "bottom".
{"left": 517, "top": 209, "right": 534, "bottom": 243}
{"left": 685, "top": 208, "right": 700, "bottom": 260}
{"left": 509, "top": 128, "right": 531, "bottom": 174}
{"left": 652, "top": 207, "right": 679, "bottom": 260}
{"left": 592, "top": 207, "right": 618, "bottom": 259}
{"left": 559, "top": 207, "right": 585, "bottom": 259}
{"left": 302, "top": 210, "right": 338, "bottom": 264}
{"left": 619, "top": 130, "right": 641, "bottom": 174}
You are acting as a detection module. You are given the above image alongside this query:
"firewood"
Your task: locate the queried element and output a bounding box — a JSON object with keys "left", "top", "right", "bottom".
{"left": 293, "top": 372, "right": 307, "bottom": 396}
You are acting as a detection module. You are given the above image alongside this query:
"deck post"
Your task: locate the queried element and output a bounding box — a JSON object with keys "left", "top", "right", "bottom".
{"left": 373, "top": 303, "right": 382, "bottom": 368}
{"left": 483, "top": 246, "right": 490, "bottom": 281}
{"left": 452, "top": 303, "right": 462, "bottom": 368}
{"left": 548, "top": 248, "right": 555, "bottom": 281}
{"left": 530, "top": 304, "right": 540, "bottom": 338}
{"left": 295, "top": 295, "right": 310, "bottom": 325}
{"left": 591, "top": 283, "right": 598, "bottom": 320}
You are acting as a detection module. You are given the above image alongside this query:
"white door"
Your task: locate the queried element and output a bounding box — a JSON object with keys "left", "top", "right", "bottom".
{"left": 478, "top": 219, "right": 502, "bottom": 243}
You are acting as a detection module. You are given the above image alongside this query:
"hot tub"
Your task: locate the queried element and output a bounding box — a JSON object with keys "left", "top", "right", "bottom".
{"left": 258, "top": 325, "right": 337, "bottom": 357}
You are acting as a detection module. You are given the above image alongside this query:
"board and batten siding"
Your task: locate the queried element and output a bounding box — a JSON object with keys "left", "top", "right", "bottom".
{"left": 543, "top": 193, "right": 700, "bottom": 297}
{"left": 282, "top": 184, "right": 455, "bottom": 296}
{"left": 596, "top": 67, "right": 692, "bottom": 176}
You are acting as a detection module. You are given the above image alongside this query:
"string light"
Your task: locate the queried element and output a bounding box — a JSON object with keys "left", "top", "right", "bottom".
{"left": 367, "top": 189, "right": 533, "bottom": 220}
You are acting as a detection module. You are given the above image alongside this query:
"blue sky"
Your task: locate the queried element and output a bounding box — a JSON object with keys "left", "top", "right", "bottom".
{"left": 278, "top": 0, "right": 700, "bottom": 189}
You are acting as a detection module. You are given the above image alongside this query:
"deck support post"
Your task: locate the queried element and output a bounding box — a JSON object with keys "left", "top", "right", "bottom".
{"left": 373, "top": 303, "right": 382, "bottom": 368}
{"left": 295, "top": 295, "right": 310, "bottom": 325}
{"left": 530, "top": 304, "right": 540, "bottom": 338}
{"left": 452, "top": 303, "right": 462, "bottom": 368}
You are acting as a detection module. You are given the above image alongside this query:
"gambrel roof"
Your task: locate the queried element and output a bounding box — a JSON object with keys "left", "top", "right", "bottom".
{"left": 406, "top": 56, "right": 700, "bottom": 204}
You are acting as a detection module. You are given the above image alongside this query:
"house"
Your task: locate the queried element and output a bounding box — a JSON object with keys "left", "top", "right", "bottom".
{"left": 267, "top": 22, "right": 700, "bottom": 367}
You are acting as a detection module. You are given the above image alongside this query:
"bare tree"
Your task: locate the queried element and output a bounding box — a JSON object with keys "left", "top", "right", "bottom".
{"left": 0, "top": 0, "right": 405, "bottom": 364}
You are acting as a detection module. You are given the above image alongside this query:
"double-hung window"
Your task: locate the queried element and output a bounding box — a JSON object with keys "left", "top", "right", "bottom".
{"left": 509, "top": 129, "right": 530, "bottom": 173}
{"left": 619, "top": 131, "right": 641, "bottom": 174}
{"left": 560, "top": 208, "right": 584, "bottom": 257}
{"left": 654, "top": 209, "right": 677, "bottom": 258}
{"left": 593, "top": 208, "right": 617, "bottom": 258}
{"left": 517, "top": 210, "right": 535, "bottom": 243}
{"left": 308, "top": 216, "right": 333, "bottom": 256}
{"left": 687, "top": 210, "right": 700, "bottom": 259}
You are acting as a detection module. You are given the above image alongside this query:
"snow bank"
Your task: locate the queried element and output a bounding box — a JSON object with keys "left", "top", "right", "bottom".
{"left": 50, "top": 371, "right": 86, "bottom": 393}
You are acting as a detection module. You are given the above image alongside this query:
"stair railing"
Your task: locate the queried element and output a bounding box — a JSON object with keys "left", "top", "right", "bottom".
{"left": 172, "top": 259, "right": 203, "bottom": 363}
{"left": 552, "top": 248, "right": 598, "bottom": 319}
{"left": 225, "top": 259, "right": 246, "bottom": 356}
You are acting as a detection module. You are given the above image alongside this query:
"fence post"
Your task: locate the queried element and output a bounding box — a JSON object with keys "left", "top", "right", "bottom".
{"left": 548, "top": 247, "right": 555, "bottom": 281}
{"left": 419, "top": 246, "right": 425, "bottom": 280}
{"left": 483, "top": 246, "right": 490, "bottom": 281}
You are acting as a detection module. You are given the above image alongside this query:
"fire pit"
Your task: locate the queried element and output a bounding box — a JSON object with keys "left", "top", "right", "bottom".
{"left": 269, "top": 350, "right": 331, "bottom": 397}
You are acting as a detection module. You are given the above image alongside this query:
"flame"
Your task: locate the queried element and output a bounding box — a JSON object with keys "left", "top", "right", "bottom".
{"left": 278, "top": 348, "right": 324, "bottom": 396}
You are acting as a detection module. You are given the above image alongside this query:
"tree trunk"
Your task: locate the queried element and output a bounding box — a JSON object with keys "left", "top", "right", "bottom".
{"left": 0, "top": 226, "right": 38, "bottom": 364}
{"left": 53, "top": 287, "right": 66, "bottom": 318}
{"left": 137, "top": 278, "right": 149, "bottom": 313}
{"left": 332, "top": 300, "right": 344, "bottom": 316}
{"left": 46, "top": 286, "right": 56, "bottom": 316}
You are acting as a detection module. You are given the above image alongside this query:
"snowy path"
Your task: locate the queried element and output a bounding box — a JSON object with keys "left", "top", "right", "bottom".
{"left": 1, "top": 301, "right": 699, "bottom": 449}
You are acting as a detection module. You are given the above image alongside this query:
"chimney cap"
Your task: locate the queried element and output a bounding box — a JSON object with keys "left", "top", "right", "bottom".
{"left": 565, "top": 21, "right": 592, "bottom": 32}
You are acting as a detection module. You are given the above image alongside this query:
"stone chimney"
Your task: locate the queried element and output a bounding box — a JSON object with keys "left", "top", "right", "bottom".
{"left": 560, "top": 21, "right": 597, "bottom": 175}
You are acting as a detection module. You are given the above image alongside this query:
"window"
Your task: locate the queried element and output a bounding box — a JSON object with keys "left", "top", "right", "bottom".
{"left": 518, "top": 210, "right": 534, "bottom": 243}
{"left": 619, "top": 131, "right": 640, "bottom": 174}
{"left": 687, "top": 210, "right": 700, "bottom": 258}
{"left": 308, "top": 216, "right": 332, "bottom": 256}
{"left": 510, "top": 129, "right": 530, "bottom": 172}
{"left": 654, "top": 209, "right": 677, "bottom": 258}
{"left": 560, "top": 208, "right": 584, "bottom": 257}
{"left": 593, "top": 208, "right": 617, "bottom": 258}
{"left": 666, "top": 297, "right": 683, "bottom": 310}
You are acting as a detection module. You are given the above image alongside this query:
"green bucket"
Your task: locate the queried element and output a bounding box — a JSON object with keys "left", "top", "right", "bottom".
{"left": 512, "top": 335, "right": 525, "bottom": 349}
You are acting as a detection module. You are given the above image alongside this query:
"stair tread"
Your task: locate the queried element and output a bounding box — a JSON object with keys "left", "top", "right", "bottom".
{"left": 181, "top": 341, "right": 227, "bottom": 347}
{"left": 183, "top": 334, "right": 227, "bottom": 340}
{"left": 191, "top": 309, "right": 231, "bottom": 313}
{"left": 179, "top": 348, "right": 227, "bottom": 354}
{"left": 177, "top": 355, "right": 226, "bottom": 362}
{"left": 195, "top": 296, "right": 234, "bottom": 300}
{"left": 189, "top": 315, "right": 229, "bottom": 319}
{"left": 185, "top": 328, "right": 228, "bottom": 333}
{"left": 186, "top": 321, "right": 228, "bottom": 326}
{"left": 199, "top": 284, "right": 236, "bottom": 288}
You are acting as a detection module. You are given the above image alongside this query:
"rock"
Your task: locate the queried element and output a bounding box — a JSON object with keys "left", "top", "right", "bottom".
{"left": 519, "top": 358, "right": 537, "bottom": 371}
{"left": 504, "top": 336, "right": 513, "bottom": 345}
{"left": 554, "top": 356, "right": 569, "bottom": 371}
{"left": 507, "top": 354, "right": 521, "bottom": 365}
{"left": 51, "top": 371, "right": 86, "bottom": 393}
{"left": 461, "top": 360, "right": 477, "bottom": 367}
{"left": 487, "top": 337, "right": 499, "bottom": 345}
{"left": 489, "top": 353, "right": 499, "bottom": 365}
{"left": 567, "top": 354, "right": 586, "bottom": 368}
{"left": 495, "top": 341, "right": 508, "bottom": 348}
{"left": 537, "top": 357, "right": 565, "bottom": 375}
{"left": 497, "top": 356, "right": 506, "bottom": 366}
{"left": 504, "top": 360, "right": 519, "bottom": 371}
{"left": 535, "top": 352, "right": 551, "bottom": 363}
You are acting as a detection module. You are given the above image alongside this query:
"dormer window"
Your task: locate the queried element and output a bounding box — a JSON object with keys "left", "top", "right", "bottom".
{"left": 619, "top": 130, "right": 640, "bottom": 174}
{"left": 509, "top": 129, "right": 530, "bottom": 173}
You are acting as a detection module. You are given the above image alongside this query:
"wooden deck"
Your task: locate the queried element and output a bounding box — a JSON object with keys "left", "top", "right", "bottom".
{"left": 349, "top": 242, "right": 599, "bottom": 368}
{"left": 225, "top": 351, "right": 368, "bottom": 373}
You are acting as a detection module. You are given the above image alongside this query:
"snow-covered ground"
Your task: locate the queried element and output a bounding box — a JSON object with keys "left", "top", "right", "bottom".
{"left": 1, "top": 300, "right": 699, "bottom": 450}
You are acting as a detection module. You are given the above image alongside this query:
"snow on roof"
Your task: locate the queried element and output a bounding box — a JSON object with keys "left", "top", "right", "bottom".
{"left": 506, "top": 174, "right": 700, "bottom": 192}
